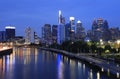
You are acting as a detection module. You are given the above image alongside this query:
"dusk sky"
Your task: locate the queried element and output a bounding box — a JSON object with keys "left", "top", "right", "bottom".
{"left": 0, "top": 0, "right": 120, "bottom": 37}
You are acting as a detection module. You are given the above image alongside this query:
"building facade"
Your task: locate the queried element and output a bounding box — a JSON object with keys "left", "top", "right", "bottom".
{"left": 42, "top": 24, "right": 52, "bottom": 45}
{"left": 52, "top": 25, "right": 58, "bottom": 43}
{"left": 0, "top": 31, "right": 6, "bottom": 42}
{"left": 76, "top": 20, "right": 86, "bottom": 41}
{"left": 5, "top": 26, "right": 15, "bottom": 41}
{"left": 57, "top": 10, "right": 66, "bottom": 44}
{"left": 25, "top": 27, "right": 32, "bottom": 44}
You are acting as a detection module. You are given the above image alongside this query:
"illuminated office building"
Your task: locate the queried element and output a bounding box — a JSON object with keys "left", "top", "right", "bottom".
{"left": 42, "top": 24, "right": 52, "bottom": 45}
{"left": 25, "top": 27, "right": 32, "bottom": 44}
{"left": 69, "top": 17, "right": 76, "bottom": 41}
{"left": 52, "top": 25, "right": 58, "bottom": 43}
{"left": 57, "top": 10, "right": 65, "bottom": 44}
{"left": 76, "top": 20, "right": 86, "bottom": 40}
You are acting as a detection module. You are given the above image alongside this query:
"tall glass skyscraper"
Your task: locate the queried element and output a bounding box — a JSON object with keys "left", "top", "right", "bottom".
{"left": 57, "top": 10, "right": 65, "bottom": 44}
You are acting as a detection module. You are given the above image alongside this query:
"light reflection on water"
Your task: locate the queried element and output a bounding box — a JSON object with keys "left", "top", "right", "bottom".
{"left": 0, "top": 47, "right": 119, "bottom": 79}
{"left": 97, "top": 72, "right": 100, "bottom": 79}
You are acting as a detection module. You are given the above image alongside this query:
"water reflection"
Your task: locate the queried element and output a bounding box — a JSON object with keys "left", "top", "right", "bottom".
{"left": 57, "top": 54, "right": 64, "bottom": 79}
{"left": 0, "top": 47, "right": 119, "bottom": 79}
{"left": 101, "top": 67, "right": 104, "bottom": 72}
{"left": 107, "top": 68, "right": 110, "bottom": 76}
{"left": 117, "top": 72, "right": 119, "bottom": 78}
{"left": 97, "top": 72, "right": 100, "bottom": 79}
{"left": 89, "top": 69, "right": 93, "bottom": 79}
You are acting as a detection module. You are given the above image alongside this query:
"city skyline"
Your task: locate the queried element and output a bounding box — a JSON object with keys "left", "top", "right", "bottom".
{"left": 0, "top": 0, "right": 120, "bottom": 36}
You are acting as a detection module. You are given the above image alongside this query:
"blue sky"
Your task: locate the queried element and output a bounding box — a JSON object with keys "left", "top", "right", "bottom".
{"left": 0, "top": 0, "right": 120, "bottom": 37}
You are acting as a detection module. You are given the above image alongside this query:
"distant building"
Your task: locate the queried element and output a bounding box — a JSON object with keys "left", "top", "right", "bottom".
{"left": 69, "top": 17, "right": 76, "bottom": 41}
{"left": 52, "top": 25, "right": 58, "bottom": 43}
{"left": 65, "top": 23, "right": 71, "bottom": 40}
{"left": 5, "top": 26, "right": 15, "bottom": 41}
{"left": 57, "top": 10, "right": 65, "bottom": 44}
{"left": 76, "top": 20, "right": 86, "bottom": 41}
{"left": 58, "top": 10, "right": 62, "bottom": 24}
{"left": 109, "top": 27, "right": 120, "bottom": 40}
{"left": 58, "top": 10, "right": 65, "bottom": 25}
{"left": 34, "top": 32, "right": 39, "bottom": 44}
{"left": 14, "top": 36, "right": 24, "bottom": 44}
{"left": 25, "top": 27, "right": 32, "bottom": 44}
{"left": 57, "top": 24, "right": 65, "bottom": 44}
{"left": 42, "top": 24, "right": 52, "bottom": 45}
{"left": 0, "top": 31, "right": 6, "bottom": 42}
{"left": 90, "top": 18, "right": 110, "bottom": 41}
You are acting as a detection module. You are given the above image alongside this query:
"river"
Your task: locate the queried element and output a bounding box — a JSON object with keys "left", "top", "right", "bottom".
{"left": 0, "top": 47, "right": 119, "bottom": 79}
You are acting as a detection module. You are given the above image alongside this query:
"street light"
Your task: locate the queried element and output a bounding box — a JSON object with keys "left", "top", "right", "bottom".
{"left": 116, "top": 40, "right": 120, "bottom": 53}
{"left": 117, "top": 40, "right": 120, "bottom": 48}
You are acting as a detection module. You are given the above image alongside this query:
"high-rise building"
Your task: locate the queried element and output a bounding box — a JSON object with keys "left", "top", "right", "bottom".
{"left": 25, "top": 27, "right": 32, "bottom": 44}
{"left": 69, "top": 17, "right": 76, "bottom": 41}
{"left": 42, "top": 24, "right": 52, "bottom": 45}
{"left": 57, "top": 24, "right": 65, "bottom": 44}
{"left": 65, "top": 23, "right": 71, "bottom": 40}
{"left": 103, "top": 20, "right": 109, "bottom": 30}
{"left": 92, "top": 19, "right": 98, "bottom": 31}
{"left": 90, "top": 18, "right": 110, "bottom": 41}
{"left": 5, "top": 26, "right": 15, "bottom": 41}
{"left": 52, "top": 25, "right": 58, "bottom": 43}
{"left": 57, "top": 10, "right": 65, "bottom": 44}
{"left": 109, "top": 27, "right": 120, "bottom": 40}
{"left": 34, "top": 32, "right": 39, "bottom": 44}
{"left": 58, "top": 10, "right": 62, "bottom": 24}
{"left": 70, "top": 17, "right": 75, "bottom": 33}
{"left": 97, "top": 18, "right": 103, "bottom": 26}
{"left": 76, "top": 20, "right": 86, "bottom": 40}
{"left": 0, "top": 31, "right": 6, "bottom": 42}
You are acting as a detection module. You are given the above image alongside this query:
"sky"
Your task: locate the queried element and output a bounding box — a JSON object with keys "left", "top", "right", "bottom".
{"left": 0, "top": 0, "right": 120, "bottom": 37}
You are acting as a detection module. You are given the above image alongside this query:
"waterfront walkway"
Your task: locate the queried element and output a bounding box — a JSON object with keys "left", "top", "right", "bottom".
{"left": 40, "top": 47, "right": 120, "bottom": 75}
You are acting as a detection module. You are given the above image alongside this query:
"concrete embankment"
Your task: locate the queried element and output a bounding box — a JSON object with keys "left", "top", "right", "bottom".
{"left": 40, "top": 47, "right": 120, "bottom": 76}
{"left": 0, "top": 48, "right": 13, "bottom": 56}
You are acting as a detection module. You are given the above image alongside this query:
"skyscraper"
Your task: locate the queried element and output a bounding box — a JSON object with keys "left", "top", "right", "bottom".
{"left": 57, "top": 24, "right": 65, "bottom": 44}
{"left": 90, "top": 18, "right": 110, "bottom": 41}
{"left": 69, "top": 17, "right": 76, "bottom": 41}
{"left": 57, "top": 10, "right": 65, "bottom": 44}
{"left": 34, "top": 32, "right": 39, "bottom": 44}
{"left": 52, "top": 25, "right": 58, "bottom": 43}
{"left": 70, "top": 17, "right": 75, "bottom": 33}
{"left": 42, "top": 24, "right": 52, "bottom": 45}
{"left": 5, "top": 26, "right": 15, "bottom": 41}
{"left": 65, "top": 23, "right": 71, "bottom": 40}
{"left": 58, "top": 10, "right": 62, "bottom": 24}
{"left": 92, "top": 19, "right": 98, "bottom": 31}
{"left": 76, "top": 20, "right": 86, "bottom": 40}
{"left": 25, "top": 27, "right": 32, "bottom": 44}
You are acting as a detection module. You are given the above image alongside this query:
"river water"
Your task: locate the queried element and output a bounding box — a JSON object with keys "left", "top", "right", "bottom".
{"left": 0, "top": 47, "right": 119, "bottom": 79}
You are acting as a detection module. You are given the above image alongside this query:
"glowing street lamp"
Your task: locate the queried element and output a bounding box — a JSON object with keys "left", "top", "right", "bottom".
{"left": 117, "top": 40, "right": 120, "bottom": 48}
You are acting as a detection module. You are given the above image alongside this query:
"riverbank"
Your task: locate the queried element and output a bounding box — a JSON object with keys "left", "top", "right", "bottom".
{"left": 40, "top": 47, "right": 120, "bottom": 76}
{"left": 0, "top": 48, "right": 13, "bottom": 56}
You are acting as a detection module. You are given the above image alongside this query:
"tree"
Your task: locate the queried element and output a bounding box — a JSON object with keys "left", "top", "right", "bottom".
{"left": 90, "top": 43, "right": 97, "bottom": 53}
